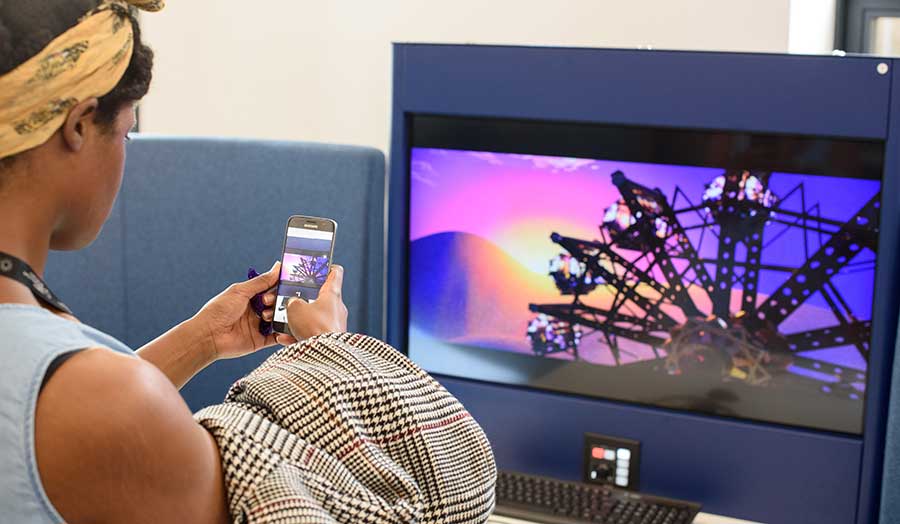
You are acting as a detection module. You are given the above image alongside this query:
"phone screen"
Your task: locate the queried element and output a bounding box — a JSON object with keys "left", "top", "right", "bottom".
{"left": 274, "top": 224, "right": 335, "bottom": 326}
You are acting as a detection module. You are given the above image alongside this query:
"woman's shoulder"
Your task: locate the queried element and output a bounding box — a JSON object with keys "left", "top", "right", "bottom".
{"left": 35, "top": 348, "right": 231, "bottom": 523}
{"left": 0, "top": 306, "right": 135, "bottom": 524}
{"left": 0, "top": 303, "right": 132, "bottom": 358}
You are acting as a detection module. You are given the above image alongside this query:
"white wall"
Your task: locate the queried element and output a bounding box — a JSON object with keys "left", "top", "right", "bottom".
{"left": 139, "top": 1, "right": 793, "bottom": 153}
{"left": 788, "top": 0, "right": 836, "bottom": 55}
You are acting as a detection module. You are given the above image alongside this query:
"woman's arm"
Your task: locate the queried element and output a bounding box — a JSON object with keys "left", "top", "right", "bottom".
{"left": 35, "top": 347, "right": 231, "bottom": 524}
{"left": 136, "top": 262, "right": 294, "bottom": 389}
{"left": 32, "top": 266, "right": 348, "bottom": 522}
{"left": 135, "top": 317, "right": 218, "bottom": 389}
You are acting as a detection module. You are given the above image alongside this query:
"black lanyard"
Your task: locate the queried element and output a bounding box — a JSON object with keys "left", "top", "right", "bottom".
{"left": 0, "top": 252, "right": 73, "bottom": 315}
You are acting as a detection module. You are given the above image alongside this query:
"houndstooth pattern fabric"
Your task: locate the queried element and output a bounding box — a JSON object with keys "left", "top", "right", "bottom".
{"left": 195, "top": 333, "right": 497, "bottom": 523}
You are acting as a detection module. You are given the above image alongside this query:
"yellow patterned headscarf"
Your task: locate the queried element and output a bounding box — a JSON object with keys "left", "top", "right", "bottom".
{"left": 0, "top": 0, "right": 165, "bottom": 159}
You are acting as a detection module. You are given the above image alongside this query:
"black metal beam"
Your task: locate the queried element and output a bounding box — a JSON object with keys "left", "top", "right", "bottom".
{"left": 755, "top": 193, "right": 881, "bottom": 328}
{"left": 553, "top": 234, "right": 679, "bottom": 328}
{"left": 784, "top": 321, "right": 872, "bottom": 353}
{"left": 530, "top": 303, "right": 667, "bottom": 347}
{"left": 611, "top": 171, "right": 711, "bottom": 315}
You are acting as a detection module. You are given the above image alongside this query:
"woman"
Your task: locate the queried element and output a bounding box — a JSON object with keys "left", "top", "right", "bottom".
{"left": 0, "top": 1, "right": 347, "bottom": 522}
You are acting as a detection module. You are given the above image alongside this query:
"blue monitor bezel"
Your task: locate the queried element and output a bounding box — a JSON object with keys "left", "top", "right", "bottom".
{"left": 387, "top": 44, "right": 900, "bottom": 524}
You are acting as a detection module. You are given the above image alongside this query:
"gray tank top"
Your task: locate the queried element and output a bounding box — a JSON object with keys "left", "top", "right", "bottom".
{"left": 0, "top": 304, "right": 134, "bottom": 523}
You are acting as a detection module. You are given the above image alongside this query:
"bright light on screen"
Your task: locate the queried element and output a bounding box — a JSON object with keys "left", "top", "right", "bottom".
{"left": 408, "top": 146, "right": 880, "bottom": 434}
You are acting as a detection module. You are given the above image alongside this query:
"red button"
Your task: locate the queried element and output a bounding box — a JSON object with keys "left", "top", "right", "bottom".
{"left": 592, "top": 447, "right": 605, "bottom": 459}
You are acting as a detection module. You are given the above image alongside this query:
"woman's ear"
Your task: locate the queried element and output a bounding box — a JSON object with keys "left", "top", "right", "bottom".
{"left": 61, "top": 98, "right": 100, "bottom": 153}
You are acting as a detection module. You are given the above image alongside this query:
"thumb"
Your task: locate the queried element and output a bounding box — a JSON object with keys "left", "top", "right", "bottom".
{"left": 320, "top": 264, "right": 344, "bottom": 297}
{"left": 236, "top": 261, "right": 280, "bottom": 298}
{"left": 285, "top": 296, "right": 310, "bottom": 317}
{"left": 275, "top": 333, "right": 298, "bottom": 346}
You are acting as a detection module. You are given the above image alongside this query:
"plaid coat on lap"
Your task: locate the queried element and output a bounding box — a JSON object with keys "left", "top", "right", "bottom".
{"left": 195, "top": 333, "right": 497, "bottom": 523}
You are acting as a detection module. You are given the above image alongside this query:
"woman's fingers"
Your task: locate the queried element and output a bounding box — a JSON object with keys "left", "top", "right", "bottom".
{"left": 251, "top": 292, "right": 277, "bottom": 318}
{"left": 235, "top": 261, "right": 281, "bottom": 299}
{"left": 257, "top": 290, "right": 279, "bottom": 320}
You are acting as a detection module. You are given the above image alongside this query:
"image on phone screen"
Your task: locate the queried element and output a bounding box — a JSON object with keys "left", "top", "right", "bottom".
{"left": 274, "top": 226, "right": 334, "bottom": 325}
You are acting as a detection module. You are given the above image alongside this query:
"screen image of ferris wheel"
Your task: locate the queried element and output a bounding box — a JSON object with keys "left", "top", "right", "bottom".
{"left": 408, "top": 147, "right": 881, "bottom": 434}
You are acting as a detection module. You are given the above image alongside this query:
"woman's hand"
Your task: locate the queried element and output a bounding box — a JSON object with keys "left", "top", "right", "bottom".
{"left": 194, "top": 261, "right": 297, "bottom": 361}
{"left": 286, "top": 265, "right": 348, "bottom": 340}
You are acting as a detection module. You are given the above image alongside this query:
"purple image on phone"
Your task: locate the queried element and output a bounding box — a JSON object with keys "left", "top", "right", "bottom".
{"left": 273, "top": 216, "right": 337, "bottom": 335}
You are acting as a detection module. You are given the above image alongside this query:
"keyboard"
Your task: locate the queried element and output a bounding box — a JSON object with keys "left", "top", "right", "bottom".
{"left": 494, "top": 470, "right": 701, "bottom": 524}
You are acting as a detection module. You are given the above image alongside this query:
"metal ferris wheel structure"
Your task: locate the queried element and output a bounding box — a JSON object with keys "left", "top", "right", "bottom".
{"left": 527, "top": 169, "right": 879, "bottom": 398}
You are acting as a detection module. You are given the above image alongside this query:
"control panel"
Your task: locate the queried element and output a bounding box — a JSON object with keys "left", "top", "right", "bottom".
{"left": 583, "top": 432, "right": 641, "bottom": 491}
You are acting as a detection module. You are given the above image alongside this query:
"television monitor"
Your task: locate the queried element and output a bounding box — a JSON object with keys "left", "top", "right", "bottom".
{"left": 407, "top": 115, "right": 882, "bottom": 436}
{"left": 388, "top": 44, "right": 900, "bottom": 524}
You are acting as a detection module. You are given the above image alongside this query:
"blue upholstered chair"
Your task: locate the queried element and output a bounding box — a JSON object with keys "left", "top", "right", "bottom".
{"left": 45, "top": 136, "right": 386, "bottom": 411}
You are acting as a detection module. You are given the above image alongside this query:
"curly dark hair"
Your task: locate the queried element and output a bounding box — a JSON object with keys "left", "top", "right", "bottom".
{"left": 0, "top": 0, "right": 154, "bottom": 165}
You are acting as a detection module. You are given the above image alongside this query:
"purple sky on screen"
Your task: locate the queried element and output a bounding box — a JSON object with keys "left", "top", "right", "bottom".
{"left": 281, "top": 253, "right": 329, "bottom": 285}
{"left": 411, "top": 148, "right": 878, "bottom": 276}
{"left": 409, "top": 147, "right": 880, "bottom": 370}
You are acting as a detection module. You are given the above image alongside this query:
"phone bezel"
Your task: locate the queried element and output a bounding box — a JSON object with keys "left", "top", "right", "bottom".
{"left": 272, "top": 215, "right": 338, "bottom": 336}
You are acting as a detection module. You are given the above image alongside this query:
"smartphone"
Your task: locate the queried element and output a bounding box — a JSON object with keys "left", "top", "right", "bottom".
{"left": 272, "top": 215, "right": 338, "bottom": 336}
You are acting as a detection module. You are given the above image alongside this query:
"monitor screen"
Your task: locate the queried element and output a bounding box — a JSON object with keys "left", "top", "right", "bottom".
{"left": 406, "top": 115, "right": 884, "bottom": 435}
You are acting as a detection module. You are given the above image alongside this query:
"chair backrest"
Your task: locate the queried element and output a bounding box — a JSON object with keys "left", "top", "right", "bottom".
{"left": 46, "top": 135, "right": 386, "bottom": 411}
